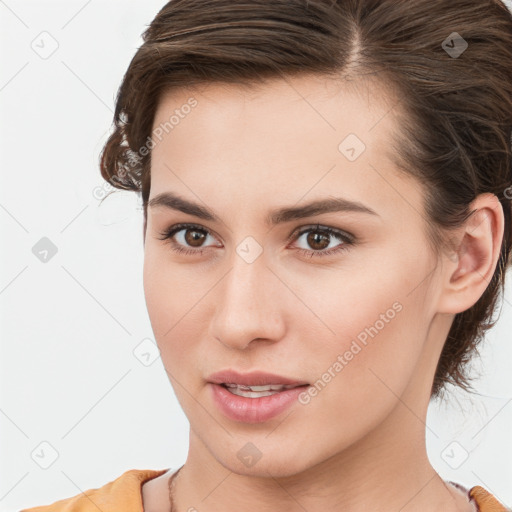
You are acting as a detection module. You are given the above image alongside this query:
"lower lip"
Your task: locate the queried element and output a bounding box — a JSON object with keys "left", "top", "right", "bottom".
{"left": 209, "top": 383, "right": 309, "bottom": 423}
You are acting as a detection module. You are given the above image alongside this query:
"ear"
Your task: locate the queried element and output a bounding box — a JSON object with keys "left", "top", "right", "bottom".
{"left": 437, "top": 193, "right": 504, "bottom": 315}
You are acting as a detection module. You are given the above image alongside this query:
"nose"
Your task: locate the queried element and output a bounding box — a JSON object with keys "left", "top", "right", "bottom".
{"left": 208, "top": 252, "right": 287, "bottom": 351}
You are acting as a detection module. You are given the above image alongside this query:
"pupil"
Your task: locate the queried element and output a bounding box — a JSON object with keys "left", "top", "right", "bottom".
{"left": 308, "top": 231, "right": 329, "bottom": 250}
{"left": 185, "top": 229, "right": 205, "bottom": 247}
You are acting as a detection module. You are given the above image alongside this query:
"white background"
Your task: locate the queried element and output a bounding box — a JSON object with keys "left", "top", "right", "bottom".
{"left": 1, "top": 1, "right": 511, "bottom": 510}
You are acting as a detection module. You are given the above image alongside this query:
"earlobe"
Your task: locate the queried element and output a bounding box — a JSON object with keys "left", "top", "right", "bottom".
{"left": 438, "top": 193, "right": 504, "bottom": 314}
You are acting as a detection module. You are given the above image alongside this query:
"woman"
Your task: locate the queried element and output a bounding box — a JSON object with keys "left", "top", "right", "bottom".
{"left": 21, "top": 0, "right": 512, "bottom": 510}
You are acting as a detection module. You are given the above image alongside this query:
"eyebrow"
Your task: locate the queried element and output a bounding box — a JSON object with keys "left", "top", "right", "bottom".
{"left": 148, "top": 191, "right": 379, "bottom": 226}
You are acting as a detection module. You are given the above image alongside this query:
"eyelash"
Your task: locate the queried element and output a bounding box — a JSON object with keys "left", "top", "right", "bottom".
{"left": 157, "top": 222, "right": 355, "bottom": 259}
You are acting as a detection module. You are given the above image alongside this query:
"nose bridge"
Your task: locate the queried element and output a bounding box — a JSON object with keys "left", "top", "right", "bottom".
{"left": 209, "top": 247, "right": 285, "bottom": 349}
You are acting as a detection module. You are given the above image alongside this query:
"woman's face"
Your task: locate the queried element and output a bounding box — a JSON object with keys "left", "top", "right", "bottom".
{"left": 143, "top": 74, "right": 451, "bottom": 477}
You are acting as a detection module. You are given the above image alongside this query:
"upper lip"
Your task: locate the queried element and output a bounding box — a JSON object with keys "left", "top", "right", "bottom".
{"left": 207, "top": 369, "right": 309, "bottom": 387}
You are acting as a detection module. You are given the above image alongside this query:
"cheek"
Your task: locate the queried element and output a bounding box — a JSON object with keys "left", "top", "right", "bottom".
{"left": 306, "top": 255, "right": 431, "bottom": 401}
{"left": 142, "top": 247, "right": 209, "bottom": 365}
{"left": 298, "top": 298, "right": 426, "bottom": 448}
{"left": 142, "top": 250, "right": 168, "bottom": 335}
{"left": 143, "top": 248, "right": 186, "bottom": 342}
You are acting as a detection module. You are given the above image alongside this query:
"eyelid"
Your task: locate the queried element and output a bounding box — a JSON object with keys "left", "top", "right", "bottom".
{"left": 157, "top": 222, "right": 355, "bottom": 257}
{"left": 158, "top": 222, "right": 353, "bottom": 244}
{"left": 287, "top": 223, "right": 355, "bottom": 244}
{"left": 156, "top": 222, "right": 222, "bottom": 249}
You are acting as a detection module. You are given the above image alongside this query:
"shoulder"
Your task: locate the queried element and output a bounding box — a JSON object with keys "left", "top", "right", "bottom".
{"left": 469, "top": 485, "right": 510, "bottom": 512}
{"left": 19, "top": 468, "right": 169, "bottom": 512}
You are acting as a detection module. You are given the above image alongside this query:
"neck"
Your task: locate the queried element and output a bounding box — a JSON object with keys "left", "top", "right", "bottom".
{"left": 173, "top": 407, "right": 466, "bottom": 512}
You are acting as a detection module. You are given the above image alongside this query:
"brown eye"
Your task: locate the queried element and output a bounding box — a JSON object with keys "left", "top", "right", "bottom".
{"left": 305, "top": 230, "right": 331, "bottom": 251}
{"left": 157, "top": 223, "right": 220, "bottom": 256}
{"left": 158, "top": 223, "right": 354, "bottom": 259}
{"left": 183, "top": 228, "right": 207, "bottom": 247}
{"left": 292, "top": 225, "right": 355, "bottom": 258}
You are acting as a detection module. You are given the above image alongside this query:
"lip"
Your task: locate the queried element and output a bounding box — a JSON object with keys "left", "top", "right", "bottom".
{"left": 207, "top": 369, "right": 309, "bottom": 387}
{"left": 209, "top": 382, "right": 309, "bottom": 423}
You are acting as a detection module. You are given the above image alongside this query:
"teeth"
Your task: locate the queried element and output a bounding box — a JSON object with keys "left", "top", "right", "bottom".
{"left": 222, "top": 383, "right": 299, "bottom": 398}
{"left": 229, "top": 388, "right": 280, "bottom": 398}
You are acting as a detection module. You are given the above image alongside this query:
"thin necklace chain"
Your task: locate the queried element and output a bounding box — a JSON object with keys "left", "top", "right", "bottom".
{"left": 168, "top": 465, "right": 185, "bottom": 512}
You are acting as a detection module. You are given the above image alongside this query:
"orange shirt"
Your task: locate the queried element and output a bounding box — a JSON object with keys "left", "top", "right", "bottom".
{"left": 19, "top": 468, "right": 509, "bottom": 512}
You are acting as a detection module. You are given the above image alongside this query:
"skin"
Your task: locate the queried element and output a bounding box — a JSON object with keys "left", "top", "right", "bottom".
{"left": 140, "top": 74, "right": 503, "bottom": 511}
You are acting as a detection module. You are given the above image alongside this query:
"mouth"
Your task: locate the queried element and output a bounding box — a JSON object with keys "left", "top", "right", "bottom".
{"left": 209, "top": 381, "right": 311, "bottom": 423}
{"left": 207, "top": 370, "right": 310, "bottom": 422}
{"left": 220, "top": 382, "right": 309, "bottom": 398}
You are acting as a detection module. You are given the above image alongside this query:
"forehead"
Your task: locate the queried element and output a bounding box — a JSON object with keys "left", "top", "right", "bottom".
{"left": 149, "top": 74, "right": 423, "bottom": 223}
{"left": 152, "top": 73, "right": 397, "bottom": 137}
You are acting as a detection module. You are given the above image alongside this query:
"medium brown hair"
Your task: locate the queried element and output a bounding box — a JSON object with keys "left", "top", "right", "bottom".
{"left": 99, "top": 0, "right": 512, "bottom": 400}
